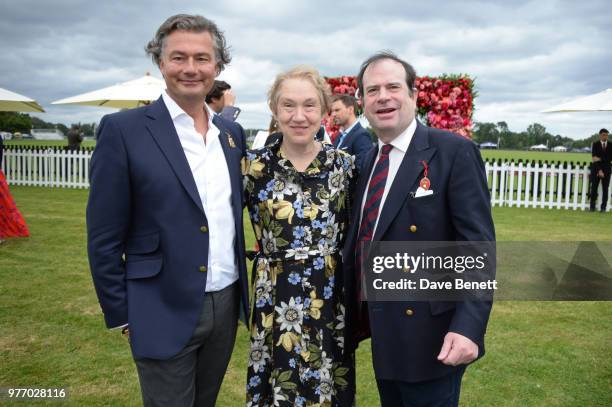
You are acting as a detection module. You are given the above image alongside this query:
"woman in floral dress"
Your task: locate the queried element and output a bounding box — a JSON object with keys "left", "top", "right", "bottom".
{"left": 243, "top": 66, "right": 356, "bottom": 406}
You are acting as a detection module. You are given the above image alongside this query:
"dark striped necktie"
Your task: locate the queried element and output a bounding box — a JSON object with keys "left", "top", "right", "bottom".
{"left": 358, "top": 144, "right": 393, "bottom": 244}
{"left": 355, "top": 144, "right": 392, "bottom": 307}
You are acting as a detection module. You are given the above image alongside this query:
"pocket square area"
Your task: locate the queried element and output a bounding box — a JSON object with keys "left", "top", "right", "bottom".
{"left": 414, "top": 186, "right": 434, "bottom": 198}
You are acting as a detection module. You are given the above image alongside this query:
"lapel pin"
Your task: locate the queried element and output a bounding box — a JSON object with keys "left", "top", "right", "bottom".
{"left": 226, "top": 132, "right": 236, "bottom": 148}
{"left": 419, "top": 160, "right": 430, "bottom": 190}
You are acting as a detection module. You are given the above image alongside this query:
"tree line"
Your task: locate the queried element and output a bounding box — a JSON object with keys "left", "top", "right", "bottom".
{"left": 473, "top": 121, "right": 599, "bottom": 149}
{"left": 0, "top": 112, "right": 96, "bottom": 137}
{"left": 0, "top": 112, "right": 601, "bottom": 148}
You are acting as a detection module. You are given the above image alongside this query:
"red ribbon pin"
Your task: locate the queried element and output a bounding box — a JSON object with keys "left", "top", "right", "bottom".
{"left": 419, "top": 160, "right": 430, "bottom": 190}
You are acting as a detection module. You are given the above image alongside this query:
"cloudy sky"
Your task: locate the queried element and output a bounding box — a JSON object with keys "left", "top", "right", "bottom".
{"left": 1, "top": 0, "right": 610, "bottom": 139}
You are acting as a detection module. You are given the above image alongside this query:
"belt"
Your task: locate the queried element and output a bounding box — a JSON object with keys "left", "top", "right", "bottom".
{"left": 252, "top": 245, "right": 339, "bottom": 261}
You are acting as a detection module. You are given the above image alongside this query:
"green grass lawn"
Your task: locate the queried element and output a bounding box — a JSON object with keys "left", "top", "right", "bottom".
{"left": 480, "top": 149, "right": 591, "bottom": 164}
{"left": 1, "top": 187, "right": 611, "bottom": 406}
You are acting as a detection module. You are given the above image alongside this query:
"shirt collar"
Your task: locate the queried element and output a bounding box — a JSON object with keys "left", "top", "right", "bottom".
{"left": 162, "top": 90, "right": 214, "bottom": 127}
{"left": 377, "top": 118, "right": 417, "bottom": 153}
{"left": 342, "top": 119, "right": 359, "bottom": 135}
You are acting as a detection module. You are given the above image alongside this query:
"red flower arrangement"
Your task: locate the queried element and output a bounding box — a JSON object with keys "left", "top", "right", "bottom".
{"left": 415, "top": 74, "right": 476, "bottom": 139}
{"left": 326, "top": 75, "right": 358, "bottom": 97}
{"left": 322, "top": 76, "right": 359, "bottom": 141}
{"left": 323, "top": 73, "right": 475, "bottom": 140}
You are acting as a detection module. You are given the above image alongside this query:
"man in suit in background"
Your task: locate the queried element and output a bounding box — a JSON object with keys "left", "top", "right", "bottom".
{"left": 66, "top": 124, "right": 84, "bottom": 151}
{"left": 330, "top": 94, "right": 373, "bottom": 170}
{"left": 590, "top": 128, "right": 610, "bottom": 212}
{"left": 342, "top": 51, "right": 495, "bottom": 406}
{"left": 206, "top": 79, "right": 241, "bottom": 122}
{"left": 87, "top": 14, "right": 249, "bottom": 407}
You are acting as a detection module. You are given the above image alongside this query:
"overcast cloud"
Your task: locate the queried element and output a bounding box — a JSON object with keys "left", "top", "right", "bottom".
{"left": 1, "top": 0, "right": 610, "bottom": 139}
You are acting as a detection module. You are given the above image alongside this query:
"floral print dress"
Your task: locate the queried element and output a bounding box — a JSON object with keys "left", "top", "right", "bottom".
{"left": 243, "top": 138, "right": 355, "bottom": 407}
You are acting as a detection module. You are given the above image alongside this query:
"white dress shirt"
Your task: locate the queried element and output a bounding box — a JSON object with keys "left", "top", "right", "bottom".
{"left": 337, "top": 120, "right": 359, "bottom": 148}
{"left": 162, "top": 91, "right": 238, "bottom": 292}
{"left": 360, "top": 118, "right": 417, "bottom": 236}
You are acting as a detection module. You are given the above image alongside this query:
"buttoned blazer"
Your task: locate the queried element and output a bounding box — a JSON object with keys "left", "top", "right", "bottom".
{"left": 342, "top": 121, "right": 495, "bottom": 382}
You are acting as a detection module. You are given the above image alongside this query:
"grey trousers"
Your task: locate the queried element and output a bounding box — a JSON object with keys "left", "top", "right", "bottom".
{"left": 134, "top": 283, "right": 239, "bottom": 407}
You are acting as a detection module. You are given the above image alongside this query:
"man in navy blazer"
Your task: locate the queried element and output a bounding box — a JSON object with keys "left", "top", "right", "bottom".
{"left": 330, "top": 94, "right": 373, "bottom": 170}
{"left": 343, "top": 52, "right": 495, "bottom": 406}
{"left": 590, "top": 128, "right": 610, "bottom": 212}
{"left": 87, "top": 14, "right": 249, "bottom": 407}
{"left": 206, "top": 80, "right": 241, "bottom": 122}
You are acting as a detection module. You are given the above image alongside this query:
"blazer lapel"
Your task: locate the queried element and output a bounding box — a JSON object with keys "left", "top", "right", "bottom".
{"left": 213, "top": 116, "right": 242, "bottom": 213}
{"left": 340, "top": 122, "right": 362, "bottom": 149}
{"left": 333, "top": 134, "right": 340, "bottom": 148}
{"left": 145, "top": 97, "right": 205, "bottom": 214}
{"left": 373, "top": 123, "right": 437, "bottom": 241}
{"left": 344, "top": 122, "right": 363, "bottom": 148}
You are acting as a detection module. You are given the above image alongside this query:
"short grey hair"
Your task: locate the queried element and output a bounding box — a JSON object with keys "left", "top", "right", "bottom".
{"left": 145, "top": 14, "right": 231, "bottom": 73}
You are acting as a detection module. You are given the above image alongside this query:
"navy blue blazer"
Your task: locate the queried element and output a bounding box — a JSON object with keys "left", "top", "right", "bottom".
{"left": 342, "top": 122, "right": 495, "bottom": 382}
{"left": 219, "top": 105, "right": 241, "bottom": 122}
{"left": 86, "top": 96, "right": 249, "bottom": 360}
{"left": 333, "top": 122, "right": 374, "bottom": 171}
{"left": 592, "top": 140, "right": 611, "bottom": 174}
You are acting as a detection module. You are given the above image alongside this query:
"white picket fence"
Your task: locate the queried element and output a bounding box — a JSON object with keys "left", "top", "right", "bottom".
{"left": 485, "top": 161, "right": 610, "bottom": 211}
{"left": 2, "top": 148, "right": 91, "bottom": 189}
{"left": 2, "top": 148, "right": 610, "bottom": 211}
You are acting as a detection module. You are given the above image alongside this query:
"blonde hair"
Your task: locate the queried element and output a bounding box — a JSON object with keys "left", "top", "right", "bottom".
{"left": 268, "top": 65, "right": 331, "bottom": 116}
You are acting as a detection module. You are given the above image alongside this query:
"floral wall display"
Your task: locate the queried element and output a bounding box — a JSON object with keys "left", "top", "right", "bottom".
{"left": 323, "top": 76, "right": 359, "bottom": 140}
{"left": 323, "top": 74, "right": 476, "bottom": 140}
{"left": 415, "top": 75, "right": 476, "bottom": 139}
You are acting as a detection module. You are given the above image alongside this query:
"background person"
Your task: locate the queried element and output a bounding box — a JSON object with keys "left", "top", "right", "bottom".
{"left": 66, "top": 124, "right": 84, "bottom": 151}
{"left": 206, "top": 79, "right": 241, "bottom": 121}
{"left": 0, "top": 134, "right": 30, "bottom": 243}
{"left": 243, "top": 65, "right": 356, "bottom": 406}
{"left": 330, "top": 94, "right": 374, "bottom": 170}
{"left": 590, "top": 128, "right": 610, "bottom": 212}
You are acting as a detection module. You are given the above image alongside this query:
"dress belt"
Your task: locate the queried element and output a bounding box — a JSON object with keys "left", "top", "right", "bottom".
{"left": 251, "top": 245, "right": 340, "bottom": 261}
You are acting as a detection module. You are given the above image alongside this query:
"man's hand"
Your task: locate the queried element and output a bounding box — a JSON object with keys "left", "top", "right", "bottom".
{"left": 598, "top": 170, "right": 605, "bottom": 178}
{"left": 437, "top": 332, "right": 478, "bottom": 366}
{"left": 223, "top": 89, "right": 236, "bottom": 107}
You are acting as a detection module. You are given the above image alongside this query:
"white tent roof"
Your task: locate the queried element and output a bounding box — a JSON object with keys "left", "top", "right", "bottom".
{"left": 542, "top": 88, "right": 612, "bottom": 112}
{"left": 529, "top": 144, "right": 548, "bottom": 150}
{"left": 0, "top": 87, "right": 45, "bottom": 112}
{"left": 52, "top": 74, "right": 165, "bottom": 109}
